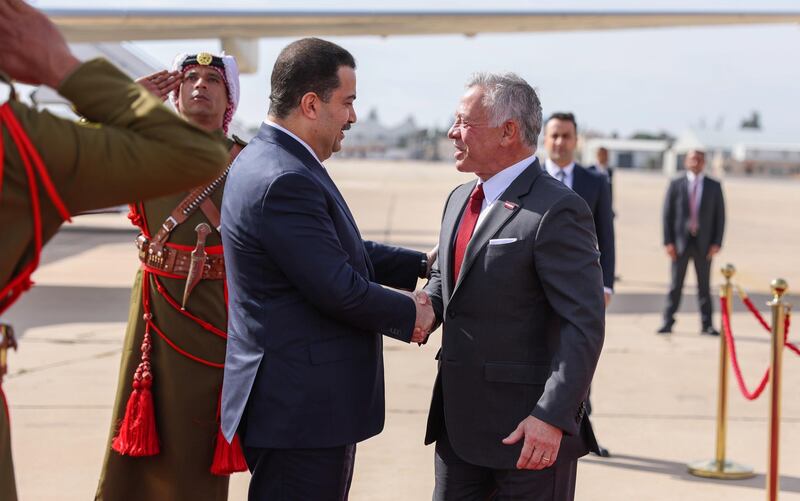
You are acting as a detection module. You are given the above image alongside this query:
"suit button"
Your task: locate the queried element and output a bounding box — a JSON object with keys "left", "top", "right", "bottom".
{"left": 447, "top": 309, "right": 456, "bottom": 319}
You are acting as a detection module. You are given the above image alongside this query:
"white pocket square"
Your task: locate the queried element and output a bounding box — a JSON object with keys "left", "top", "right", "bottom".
{"left": 488, "top": 238, "right": 518, "bottom": 246}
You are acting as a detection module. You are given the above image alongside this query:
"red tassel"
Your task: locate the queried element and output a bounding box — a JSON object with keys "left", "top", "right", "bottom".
{"left": 112, "top": 328, "right": 159, "bottom": 456}
{"left": 210, "top": 429, "right": 247, "bottom": 476}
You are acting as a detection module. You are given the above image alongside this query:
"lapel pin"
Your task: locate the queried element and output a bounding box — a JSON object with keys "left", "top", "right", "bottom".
{"left": 503, "top": 201, "right": 518, "bottom": 211}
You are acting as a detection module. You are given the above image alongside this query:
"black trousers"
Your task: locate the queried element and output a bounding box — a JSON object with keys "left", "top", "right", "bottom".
{"left": 663, "top": 236, "right": 713, "bottom": 328}
{"left": 243, "top": 443, "right": 355, "bottom": 501}
{"left": 433, "top": 431, "right": 577, "bottom": 501}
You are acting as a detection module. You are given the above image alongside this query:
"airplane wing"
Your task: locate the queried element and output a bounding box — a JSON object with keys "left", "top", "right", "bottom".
{"left": 46, "top": 9, "right": 800, "bottom": 72}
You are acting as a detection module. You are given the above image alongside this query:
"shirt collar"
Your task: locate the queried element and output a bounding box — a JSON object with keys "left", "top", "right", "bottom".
{"left": 264, "top": 119, "right": 322, "bottom": 166}
{"left": 544, "top": 158, "right": 575, "bottom": 179}
{"left": 479, "top": 154, "right": 537, "bottom": 204}
{"left": 686, "top": 170, "right": 704, "bottom": 183}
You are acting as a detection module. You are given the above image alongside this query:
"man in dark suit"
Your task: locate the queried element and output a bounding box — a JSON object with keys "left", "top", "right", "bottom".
{"left": 658, "top": 149, "right": 725, "bottom": 336}
{"left": 543, "top": 112, "right": 615, "bottom": 458}
{"left": 589, "top": 146, "right": 614, "bottom": 205}
{"left": 220, "top": 38, "right": 434, "bottom": 501}
{"left": 423, "top": 73, "right": 605, "bottom": 500}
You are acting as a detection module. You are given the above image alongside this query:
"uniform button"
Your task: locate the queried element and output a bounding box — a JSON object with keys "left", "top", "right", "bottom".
{"left": 447, "top": 309, "right": 456, "bottom": 319}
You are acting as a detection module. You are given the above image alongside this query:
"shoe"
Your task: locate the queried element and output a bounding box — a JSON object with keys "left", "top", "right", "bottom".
{"left": 701, "top": 326, "right": 720, "bottom": 336}
{"left": 656, "top": 324, "right": 672, "bottom": 334}
{"left": 592, "top": 445, "right": 611, "bottom": 458}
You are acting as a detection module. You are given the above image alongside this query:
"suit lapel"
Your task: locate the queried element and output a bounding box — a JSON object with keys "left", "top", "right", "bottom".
{"left": 679, "top": 176, "right": 690, "bottom": 215}
{"left": 698, "top": 176, "right": 711, "bottom": 217}
{"left": 262, "top": 125, "right": 373, "bottom": 277}
{"left": 571, "top": 164, "right": 585, "bottom": 197}
{"left": 450, "top": 160, "right": 543, "bottom": 298}
{"left": 440, "top": 182, "right": 475, "bottom": 298}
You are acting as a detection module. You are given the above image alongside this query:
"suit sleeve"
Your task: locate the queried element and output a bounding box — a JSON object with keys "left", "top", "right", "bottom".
{"left": 530, "top": 193, "right": 605, "bottom": 436}
{"left": 13, "top": 58, "right": 229, "bottom": 214}
{"left": 257, "top": 172, "right": 416, "bottom": 342}
{"left": 423, "top": 187, "right": 459, "bottom": 333}
{"left": 662, "top": 180, "right": 676, "bottom": 246}
{"left": 362, "top": 240, "right": 423, "bottom": 291}
{"left": 594, "top": 178, "right": 616, "bottom": 289}
{"left": 711, "top": 182, "right": 725, "bottom": 247}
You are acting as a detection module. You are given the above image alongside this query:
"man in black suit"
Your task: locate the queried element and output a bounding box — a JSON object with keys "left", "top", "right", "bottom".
{"left": 423, "top": 73, "right": 604, "bottom": 500}
{"left": 589, "top": 146, "right": 614, "bottom": 206}
{"left": 543, "top": 113, "right": 615, "bottom": 301}
{"left": 658, "top": 149, "right": 725, "bottom": 336}
{"left": 543, "top": 112, "right": 615, "bottom": 458}
{"left": 221, "top": 38, "right": 435, "bottom": 500}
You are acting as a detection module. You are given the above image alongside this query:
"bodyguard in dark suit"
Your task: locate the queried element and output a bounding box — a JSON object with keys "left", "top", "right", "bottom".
{"left": 658, "top": 149, "right": 725, "bottom": 335}
{"left": 543, "top": 112, "right": 615, "bottom": 458}
{"left": 220, "top": 38, "right": 434, "bottom": 501}
{"left": 588, "top": 146, "right": 614, "bottom": 205}
{"left": 543, "top": 114, "right": 615, "bottom": 296}
{"left": 423, "top": 73, "right": 604, "bottom": 500}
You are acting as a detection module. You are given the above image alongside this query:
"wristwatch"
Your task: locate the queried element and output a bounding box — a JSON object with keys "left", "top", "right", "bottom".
{"left": 418, "top": 254, "right": 429, "bottom": 279}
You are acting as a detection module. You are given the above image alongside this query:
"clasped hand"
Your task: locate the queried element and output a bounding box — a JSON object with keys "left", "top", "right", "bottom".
{"left": 408, "top": 290, "right": 434, "bottom": 344}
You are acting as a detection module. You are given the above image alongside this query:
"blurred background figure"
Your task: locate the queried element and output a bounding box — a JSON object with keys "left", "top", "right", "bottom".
{"left": 658, "top": 149, "right": 726, "bottom": 336}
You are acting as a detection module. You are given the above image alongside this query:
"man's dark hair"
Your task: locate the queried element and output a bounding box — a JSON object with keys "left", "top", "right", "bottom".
{"left": 546, "top": 112, "right": 578, "bottom": 133}
{"left": 269, "top": 38, "right": 356, "bottom": 119}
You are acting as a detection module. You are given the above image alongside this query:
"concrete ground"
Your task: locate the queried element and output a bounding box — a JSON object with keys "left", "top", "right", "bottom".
{"left": 3, "top": 162, "right": 799, "bottom": 500}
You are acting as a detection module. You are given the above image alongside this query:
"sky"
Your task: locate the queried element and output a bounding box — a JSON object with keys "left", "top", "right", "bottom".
{"left": 34, "top": 1, "right": 800, "bottom": 138}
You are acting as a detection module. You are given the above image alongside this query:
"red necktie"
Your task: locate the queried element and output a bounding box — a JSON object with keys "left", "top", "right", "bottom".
{"left": 453, "top": 184, "right": 485, "bottom": 280}
{"left": 689, "top": 178, "right": 700, "bottom": 235}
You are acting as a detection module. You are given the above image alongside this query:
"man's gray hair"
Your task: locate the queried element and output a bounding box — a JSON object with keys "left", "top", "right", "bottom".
{"left": 466, "top": 72, "right": 542, "bottom": 148}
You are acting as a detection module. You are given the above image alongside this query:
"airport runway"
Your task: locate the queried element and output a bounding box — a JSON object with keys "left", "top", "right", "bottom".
{"left": 2, "top": 162, "right": 799, "bottom": 500}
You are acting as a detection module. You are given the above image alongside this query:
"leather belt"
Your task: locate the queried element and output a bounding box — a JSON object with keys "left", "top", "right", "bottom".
{"left": 136, "top": 235, "right": 225, "bottom": 280}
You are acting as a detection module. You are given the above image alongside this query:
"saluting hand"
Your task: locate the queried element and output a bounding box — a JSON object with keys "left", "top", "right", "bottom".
{"left": 0, "top": 0, "right": 80, "bottom": 88}
{"left": 135, "top": 70, "right": 182, "bottom": 102}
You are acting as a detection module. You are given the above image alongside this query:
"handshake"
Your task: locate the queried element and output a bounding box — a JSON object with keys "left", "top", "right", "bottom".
{"left": 404, "top": 289, "right": 435, "bottom": 345}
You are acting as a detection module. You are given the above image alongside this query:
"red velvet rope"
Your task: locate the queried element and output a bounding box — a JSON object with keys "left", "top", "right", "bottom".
{"left": 721, "top": 296, "right": 770, "bottom": 400}
{"left": 739, "top": 294, "right": 798, "bottom": 356}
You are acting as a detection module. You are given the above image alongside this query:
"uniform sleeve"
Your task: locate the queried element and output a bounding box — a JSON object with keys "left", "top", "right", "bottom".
{"left": 12, "top": 58, "right": 229, "bottom": 214}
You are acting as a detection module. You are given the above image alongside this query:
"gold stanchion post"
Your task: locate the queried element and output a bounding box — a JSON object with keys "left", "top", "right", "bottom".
{"left": 688, "top": 264, "right": 755, "bottom": 479}
{"left": 767, "top": 279, "right": 789, "bottom": 501}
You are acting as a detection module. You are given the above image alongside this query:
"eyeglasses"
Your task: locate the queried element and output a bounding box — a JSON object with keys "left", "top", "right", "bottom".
{"left": 450, "top": 118, "right": 492, "bottom": 130}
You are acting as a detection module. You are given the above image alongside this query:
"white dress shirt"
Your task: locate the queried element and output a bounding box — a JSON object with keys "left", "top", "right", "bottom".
{"left": 686, "top": 171, "right": 704, "bottom": 206}
{"left": 544, "top": 159, "right": 576, "bottom": 190}
{"left": 474, "top": 154, "right": 537, "bottom": 229}
{"left": 264, "top": 120, "right": 323, "bottom": 167}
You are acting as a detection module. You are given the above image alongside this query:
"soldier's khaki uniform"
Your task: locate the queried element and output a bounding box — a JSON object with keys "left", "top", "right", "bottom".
{"left": 1, "top": 58, "right": 229, "bottom": 290}
{"left": 96, "top": 137, "right": 244, "bottom": 501}
{"left": 0, "top": 388, "right": 15, "bottom": 501}
{"left": 0, "top": 58, "right": 229, "bottom": 501}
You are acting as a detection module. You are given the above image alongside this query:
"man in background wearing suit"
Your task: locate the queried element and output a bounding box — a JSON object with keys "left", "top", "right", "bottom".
{"left": 589, "top": 146, "right": 614, "bottom": 205}
{"left": 221, "top": 38, "right": 434, "bottom": 500}
{"left": 543, "top": 112, "right": 615, "bottom": 458}
{"left": 423, "top": 73, "right": 604, "bottom": 500}
{"left": 658, "top": 149, "right": 725, "bottom": 336}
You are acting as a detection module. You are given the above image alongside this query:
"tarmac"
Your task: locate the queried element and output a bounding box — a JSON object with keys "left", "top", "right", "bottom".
{"left": 3, "top": 161, "right": 799, "bottom": 500}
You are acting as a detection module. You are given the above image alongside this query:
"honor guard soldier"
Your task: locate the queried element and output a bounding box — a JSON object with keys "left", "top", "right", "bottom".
{"left": 0, "top": 2, "right": 229, "bottom": 499}
{"left": 95, "top": 52, "right": 249, "bottom": 501}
